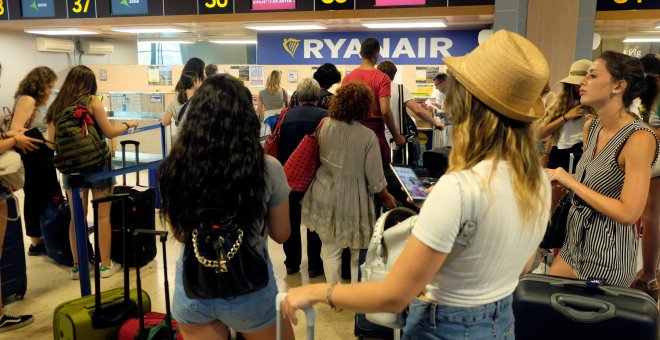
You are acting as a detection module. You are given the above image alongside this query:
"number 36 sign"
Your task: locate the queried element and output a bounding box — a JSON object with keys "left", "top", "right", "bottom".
{"left": 315, "top": 0, "right": 354, "bottom": 10}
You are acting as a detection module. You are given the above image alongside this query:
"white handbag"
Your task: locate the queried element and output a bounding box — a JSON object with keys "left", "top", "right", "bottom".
{"left": 0, "top": 149, "right": 25, "bottom": 190}
{"left": 360, "top": 169, "right": 482, "bottom": 329}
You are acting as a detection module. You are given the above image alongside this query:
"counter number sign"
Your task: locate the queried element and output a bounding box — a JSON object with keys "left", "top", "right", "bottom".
{"left": 198, "top": 0, "right": 233, "bottom": 14}
{"left": 68, "top": 0, "right": 96, "bottom": 18}
{"left": 315, "top": 0, "right": 353, "bottom": 10}
{"left": 0, "top": 0, "right": 8, "bottom": 20}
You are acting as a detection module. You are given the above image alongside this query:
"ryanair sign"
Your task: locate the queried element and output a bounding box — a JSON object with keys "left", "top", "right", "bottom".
{"left": 257, "top": 30, "right": 479, "bottom": 65}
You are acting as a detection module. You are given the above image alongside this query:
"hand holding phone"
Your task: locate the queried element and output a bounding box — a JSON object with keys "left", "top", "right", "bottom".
{"left": 390, "top": 164, "right": 428, "bottom": 202}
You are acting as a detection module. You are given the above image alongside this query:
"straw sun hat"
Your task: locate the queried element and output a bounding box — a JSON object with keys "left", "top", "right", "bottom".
{"left": 559, "top": 59, "right": 592, "bottom": 85}
{"left": 443, "top": 30, "right": 549, "bottom": 122}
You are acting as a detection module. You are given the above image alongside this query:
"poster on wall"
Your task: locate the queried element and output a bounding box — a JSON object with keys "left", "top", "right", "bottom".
{"left": 252, "top": 0, "right": 295, "bottom": 11}
{"left": 415, "top": 66, "right": 439, "bottom": 83}
{"left": 239, "top": 66, "right": 250, "bottom": 81}
{"left": 250, "top": 66, "right": 264, "bottom": 87}
{"left": 229, "top": 66, "right": 241, "bottom": 78}
{"left": 147, "top": 66, "right": 172, "bottom": 86}
{"left": 258, "top": 30, "right": 479, "bottom": 65}
{"left": 288, "top": 70, "right": 298, "bottom": 83}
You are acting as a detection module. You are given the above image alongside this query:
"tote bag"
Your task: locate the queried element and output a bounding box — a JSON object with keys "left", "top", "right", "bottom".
{"left": 283, "top": 117, "right": 328, "bottom": 192}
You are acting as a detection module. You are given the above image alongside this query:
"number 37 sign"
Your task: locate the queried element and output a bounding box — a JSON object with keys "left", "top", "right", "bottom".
{"left": 68, "top": 0, "right": 97, "bottom": 18}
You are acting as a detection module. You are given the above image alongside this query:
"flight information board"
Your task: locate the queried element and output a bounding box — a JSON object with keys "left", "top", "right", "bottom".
{"left": 68, "top": 0, "right": 97, "bottom": 19}
{"left": 252, "top": 0, "right": 296, "bottom": 11}
{"left": 198, "top": 0, "right": 234, "bottom": 15}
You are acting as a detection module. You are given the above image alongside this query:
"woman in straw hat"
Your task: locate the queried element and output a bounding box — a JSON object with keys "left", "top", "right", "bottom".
{"left": 538, "top": 59, "right": 595, "bottom": 172}
{"left": 282, "top": 30, "right": 551, "bottom": 339}
{"left": 547, "top": 51, "right": 660, "bottom": 289}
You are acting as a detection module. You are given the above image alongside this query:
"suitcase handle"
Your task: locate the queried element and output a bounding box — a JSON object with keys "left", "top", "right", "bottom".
{"left": 550, "top": 294, "right": 616, "bottom": 323}
{"left": 276, "top": 293, "right": 314, "bottom": 340}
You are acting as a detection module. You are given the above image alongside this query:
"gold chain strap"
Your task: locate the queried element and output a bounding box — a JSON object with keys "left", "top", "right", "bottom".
{"left": 191, "top": 228, "right": 243, "bottom": 273}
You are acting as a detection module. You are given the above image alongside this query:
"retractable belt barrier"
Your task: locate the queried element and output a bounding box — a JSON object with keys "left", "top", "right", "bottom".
{"left": 70, "top": 123, "right": 166, "bottom": 297}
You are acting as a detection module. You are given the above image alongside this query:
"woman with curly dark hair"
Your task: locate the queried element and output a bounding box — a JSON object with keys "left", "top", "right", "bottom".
{"left": 11, "top": 66, "right": 58, "bottom": 254}
{"left": 160, "top": 74, "right": 294, "bottom": 339}
{"left": 301, "top": 81, "right": 396, "bottom": 285}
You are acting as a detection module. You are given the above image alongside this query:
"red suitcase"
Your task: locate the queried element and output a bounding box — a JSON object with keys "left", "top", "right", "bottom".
{"left": 118, "top": 229, "right": 183, "bottom": 340}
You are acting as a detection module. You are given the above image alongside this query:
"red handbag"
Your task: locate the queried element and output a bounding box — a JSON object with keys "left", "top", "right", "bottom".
{"left": 263, "top": 107, "right": 289, "bottom": 158}
{"left": 283, "top": 117, "right": 328, "bottom": 192}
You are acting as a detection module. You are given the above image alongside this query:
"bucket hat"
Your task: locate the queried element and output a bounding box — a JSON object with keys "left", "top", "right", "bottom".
{"left": 443, "top": 30, "right": 549, "bottom": 122}
{"left": 559, "top": 59, "right": 592, "bottom": 85}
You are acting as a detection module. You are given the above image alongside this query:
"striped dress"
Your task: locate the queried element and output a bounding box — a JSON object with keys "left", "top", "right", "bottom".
{"left": 560, "top": 118, "right": 659, "bottom": 287}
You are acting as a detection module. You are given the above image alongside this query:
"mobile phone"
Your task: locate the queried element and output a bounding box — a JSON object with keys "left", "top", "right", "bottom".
{"left": 390, "top": 164, "right": 428, "bottom": 202}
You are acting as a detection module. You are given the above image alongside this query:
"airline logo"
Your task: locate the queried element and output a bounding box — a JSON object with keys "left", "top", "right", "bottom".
{"left": 30, "top": 0, "right": 49, "bottom": 10}
{"left": 283, "top": 38, "right": 301, "bottom": 57}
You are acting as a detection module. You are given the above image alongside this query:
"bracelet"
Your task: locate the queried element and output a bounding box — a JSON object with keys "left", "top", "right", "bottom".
{"left": 562, "top": 114, "right": 567, "bottom": 122}
{"left": 122, "top": 122, "right": 130, "bottom": 130}
{"left": 326, "top": 284, "right": 337, "bottom": 311}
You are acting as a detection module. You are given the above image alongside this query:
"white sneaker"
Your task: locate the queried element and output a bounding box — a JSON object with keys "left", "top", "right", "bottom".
{"left": 100, "top": 261, "right": 122, "bottom": 278}
{"left": 70, "top": 266, "right": 80, "bottom": 280}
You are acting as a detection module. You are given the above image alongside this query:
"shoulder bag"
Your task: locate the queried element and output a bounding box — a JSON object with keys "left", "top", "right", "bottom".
{"left": 283, "top": 117, "right": 328, "bottom": 192}
{"left": 263, "top": 107, "right": 289, "bottom": 158}
{"left": 0, "top": 149, "right": 25, "bottom": 190}
{"left": 361, "top": 169, "right": 482, "bottom": 328}
{"left": 182, "top": 209, "right": 269, "bottom": 299}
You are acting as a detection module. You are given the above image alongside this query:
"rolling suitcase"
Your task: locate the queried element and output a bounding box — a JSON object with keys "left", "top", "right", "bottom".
{"left": 118, "top": 229, "right": 183, "bottom": 340}
{"left": 110, "top": 140, "right": 157, "bottom": 267}
{"left": 53, "top": 194, "right": 151, "bottom": 340}
{"left": 513, "top": 274, "right": 659, "bottom": 340}
{"left": 422, "top": 146, "right": 451, "bottom": 179}
{"left": 0, "top": 195, "right": 27, "bottom": 302}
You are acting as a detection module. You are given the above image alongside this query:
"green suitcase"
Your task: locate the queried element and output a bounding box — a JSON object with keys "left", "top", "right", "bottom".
{"left": 53, "top": 194, "right": 152, "bottom": 340}
{"left": 53, "top": 287, "right": 151, "bottom": 340}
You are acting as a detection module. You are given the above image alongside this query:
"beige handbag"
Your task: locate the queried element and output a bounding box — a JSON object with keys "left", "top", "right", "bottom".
{"left": 0, "top": 149, "right": 25, "bottom": 190}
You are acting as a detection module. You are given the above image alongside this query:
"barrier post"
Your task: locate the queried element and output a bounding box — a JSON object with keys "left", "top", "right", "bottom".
{"left": 69, "top": 174, "right": 91, "bottom": 296}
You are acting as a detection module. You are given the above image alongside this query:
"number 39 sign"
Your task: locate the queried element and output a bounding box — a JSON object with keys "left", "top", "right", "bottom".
{"left": 68, "top": 0, "right": 96, "bottom": 18}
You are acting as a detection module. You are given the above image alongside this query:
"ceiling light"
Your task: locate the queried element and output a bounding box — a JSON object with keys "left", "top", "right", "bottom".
{"left": 111, "top": 27, "right": 188, "bottom": 34}
{"left": 244, "top": 23, "right": 326, "bottom": 31}
{"left": 361, "top": 19, "right": 447, "bottom": 29}
{"left": 623, "top": 37, "right": 660, "bottom": 43}
{"left": 656, "top": 22, "right": 660, "bottom": 29}
{"left": 210, "top": 40, "right": 257, "bottom": 44}
{"left": 24, "top": 28, "right": 99, "bottom": 35}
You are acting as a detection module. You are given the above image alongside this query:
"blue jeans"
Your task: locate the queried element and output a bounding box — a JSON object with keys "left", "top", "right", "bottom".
{"left": 402, "top": 295, "right": 515, "bottom": 340}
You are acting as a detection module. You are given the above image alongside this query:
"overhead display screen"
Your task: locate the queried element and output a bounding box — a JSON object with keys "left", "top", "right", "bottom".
{"left": 315, "top": 0, "right": 354, "bottom": 10}
{"left": 198, "top": 0, "right": 234, "bottom": 14}
{"left": 21, "top": 0, "right": 56, "bottom": 18}
{"left": 68, "top": 0, "right": 97, "bottom": 18}
{"left": 252, "top": 0, "right": 295, "bottom": 11}
{"left": 111, "top": 0, "right": 149, "bottom": 16}
{"left": 375, "top": 0, "right": 425, "bottom": 6}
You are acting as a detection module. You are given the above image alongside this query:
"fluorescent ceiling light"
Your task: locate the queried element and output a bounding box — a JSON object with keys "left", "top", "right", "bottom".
{"left": 362, "top": 19, "right": 447, "bottom": 29}
{"left": 210, "top": 40, "right": 257, "bottom": 44}
{"left": 111, "top": 27, "right": 188, "bottom": 34}
{"left": 656, "top": 22, "right": 660, "bottom": 29}
{"left": 24, "top": 28, "right": 99, "bottom": 35}
{"left": 244, "top": 23, "right": 326, "bottom": 31}
{"left": 141, "top": 40, "right": 196, "bottom": 44}
{"left": 623, "top": 37, "right": 660, "bottom": 42}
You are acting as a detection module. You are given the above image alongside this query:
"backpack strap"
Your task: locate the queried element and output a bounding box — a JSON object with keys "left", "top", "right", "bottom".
{"left": 443, "top": 170, "right": 481, "bottom": 265}
{"left": 177, "top": 101, "right": 190, "bottom": 126}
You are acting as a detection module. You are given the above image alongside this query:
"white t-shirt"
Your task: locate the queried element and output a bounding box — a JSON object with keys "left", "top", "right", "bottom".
{"left": 555, "top": 116, "right": 586, "bottom": 149}
{"left": 431, "top": 88, "right": 445, "bottom": 110}
{"left": 412, "top": 160, "right": 551, "bottom": 307}
{"left": 385, "top": 83, "right": 413, "bottom": 150}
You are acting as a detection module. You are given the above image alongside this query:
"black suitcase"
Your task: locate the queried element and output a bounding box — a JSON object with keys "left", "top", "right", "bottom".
{"left": 0, "top": 195, "right": 27, "bottom": 302}
{"left": 513, "top": 274, "right": 659, "bottom": 340}
{"left": 110, "top": 140, "right": 156, "bottom": 268}
{"left": 423, "top": 146, "right": 451, "bottom": 179}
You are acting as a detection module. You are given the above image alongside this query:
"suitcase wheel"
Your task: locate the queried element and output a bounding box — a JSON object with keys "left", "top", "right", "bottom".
{"left": 15, "top": 294, "right": 24, "bottom": 300}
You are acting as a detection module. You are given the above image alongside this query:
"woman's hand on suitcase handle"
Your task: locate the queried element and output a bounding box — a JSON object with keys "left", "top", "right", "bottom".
{"left": 282, "top": 284, "right": 326, "bottom": 325}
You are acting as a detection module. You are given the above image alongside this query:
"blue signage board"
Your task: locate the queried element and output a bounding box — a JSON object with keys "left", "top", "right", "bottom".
{"left": 110, "top": 0, "right": 148, "bottom": 16}
{"left": 257, "top": 30, "right": 479, "bottom": 65}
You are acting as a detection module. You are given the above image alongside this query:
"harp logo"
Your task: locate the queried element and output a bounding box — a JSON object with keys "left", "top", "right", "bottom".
{"left": 283, "top": 38, "right": 301, "bottom": 58}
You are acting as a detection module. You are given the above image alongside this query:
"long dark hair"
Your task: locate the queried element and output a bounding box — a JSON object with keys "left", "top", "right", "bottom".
{"left": 182, "top": 57, "right": 205, "bottom": 82}
{"left": 15, "top": 66, "right": 57, "bottom": 108}
{"left": 176, "top": 72, "right": 197, "bottom": 104}
{"left": 159, "top": 74, "right": 266, "bottom": 241}
{"left": 599, "top": 51, "right": 660, "bottom": 111}
{"left": 46, "top": 65, "right": 97, "bottom": 124}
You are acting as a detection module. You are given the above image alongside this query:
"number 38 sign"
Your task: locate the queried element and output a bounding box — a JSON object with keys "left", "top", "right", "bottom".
{"left": 68, "top": 0, "right": 97, "bottom": 18}
{"left": 315, "top": 0, "right": 354, "bottom": 10}
{"left": 198, "top": 0, "right": 233, "bottom": 14}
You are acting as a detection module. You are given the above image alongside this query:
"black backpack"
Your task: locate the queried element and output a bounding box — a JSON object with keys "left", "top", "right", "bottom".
{"left": 52, "top": 96, "right": 111, "bottom": 174}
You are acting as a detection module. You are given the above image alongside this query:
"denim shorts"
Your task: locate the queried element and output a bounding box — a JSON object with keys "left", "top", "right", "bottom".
{"left": 171, "top": 247, "right": 278, "bottom": 333}
{"left": 62, "top": 162, "right": 115, "bottom": 190}
{"left": 402, "top": 295, "right": 515, "bottom": 340}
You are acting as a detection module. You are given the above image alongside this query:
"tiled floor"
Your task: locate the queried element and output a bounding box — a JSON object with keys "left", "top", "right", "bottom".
{"left": 4, "top": 173, "right": 357, "bottom": 339}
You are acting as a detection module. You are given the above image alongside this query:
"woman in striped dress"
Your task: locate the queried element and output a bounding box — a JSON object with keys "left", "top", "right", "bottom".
{"left": 547, "top": 51, "right": 660, "bottom": 287}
